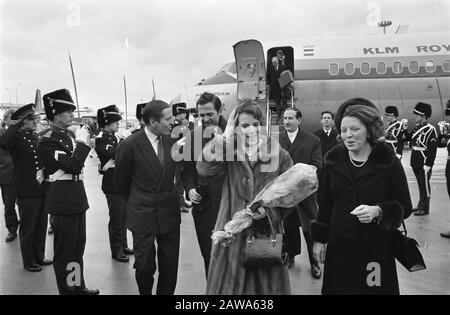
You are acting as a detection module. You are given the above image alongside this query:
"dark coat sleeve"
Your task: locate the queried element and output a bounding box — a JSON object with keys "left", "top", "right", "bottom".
{"left": 181, "top": 132, "right": 197, "bottom": 193}
{"left": 0, "top": 123, "right": 21, "bottom": 150}
{"left": 310, "top": 137, "right": 323, "bottom": 171}
{"left": 114, "top": 140, "right": 133, "bottom": 200}
{"left": 311, "top": 164, "right": 333, "bottom": 243}
{"left": 378, "top": 158, "right": 412, "bottom": 228}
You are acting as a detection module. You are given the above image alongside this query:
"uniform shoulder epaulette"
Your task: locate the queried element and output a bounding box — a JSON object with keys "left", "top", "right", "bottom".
{"left": 42, "top": 130, "right": 53, "bottom": 138}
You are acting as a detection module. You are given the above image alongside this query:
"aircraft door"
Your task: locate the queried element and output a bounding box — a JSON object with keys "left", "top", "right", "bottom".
{"left": 233, "top": 40, "right": 267, "bottom": 101}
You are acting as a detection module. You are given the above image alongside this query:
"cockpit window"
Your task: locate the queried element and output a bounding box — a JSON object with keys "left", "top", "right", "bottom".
{"left": 218, "top": 62, "right": 237, "bottom": 75}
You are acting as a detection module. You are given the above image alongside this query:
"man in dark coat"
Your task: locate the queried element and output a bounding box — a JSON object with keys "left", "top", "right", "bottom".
{"left": 180, "top": 92, "right": 227, "bottom": 277}
{"left": 95, "top": 105, "right": 133, "bottom": 263}
{"left": 267, "top": 57, "right": 286, "bottom": 118}
{"left": 132, "top": 102, "right": 146, "bottom": 134}
{"left": 313, "top": 111, "right": 339, "bottom": 158}
{"left": 0, "top": 110, "right": 19, "bottom": 242}
{"left": 0, "top": 104, "right": 52, "bottom": 271}
{"left": 38, "top": 89, "right": 99, "bottom": 295}
{"left": 279, "top": 107, "right": 323, "bottom": 279}
{"left": 407, "top": 102, "right": 438, "bottom": 216}
{"left": 115, "top": 100, "right": 180, "bottom": 295}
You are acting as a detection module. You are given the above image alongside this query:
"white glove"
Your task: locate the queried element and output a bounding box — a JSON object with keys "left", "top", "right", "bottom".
{"left": 396, "top": 154, "right": 402, "bottom": 159}
{"left": 401, "top": 119, "right": 408, "bottom": 131}
{"left": 424, "top": 165, "right": 431, "bottom": 173}
{"left": 75, "top": 125, "right": 90, "bottom": 144}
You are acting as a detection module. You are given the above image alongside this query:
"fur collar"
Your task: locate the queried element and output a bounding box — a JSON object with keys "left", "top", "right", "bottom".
{"left": 324, "top": 140, "right": 395, "bottom": 169}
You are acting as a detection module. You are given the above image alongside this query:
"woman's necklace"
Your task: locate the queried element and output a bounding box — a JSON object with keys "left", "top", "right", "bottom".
{"left": 348, "top": 152, "right": 368, "bottom": 168}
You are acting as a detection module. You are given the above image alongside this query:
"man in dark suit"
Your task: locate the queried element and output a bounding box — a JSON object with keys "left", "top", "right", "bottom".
{"left": 115, "top": 100, "right": 180, "bottom": 295}
{"left": 313, "top": 111, "right": 339, "bottom": 158}
{"left": 0, "top": 104, "right": 52, "bottom": 272}
{"left": 38, "top": 89, "right": 99, "bottom": 295}
{"left": 132, "top": 102, "right": 147, "bottom": 134}
{"left": 180, "top": 92, "right": 227, "bottom": 277}
{"left": 280, "top": 107, "right": 323, "bottom": 279}
{"left": 267, "top": 56, "right": 286, "bottom": 119}
{"left": 95, "top": 105, "right": 133, "bottom": 263}
{"left": 0, "top": 110, "right": 19, "bottom": 243}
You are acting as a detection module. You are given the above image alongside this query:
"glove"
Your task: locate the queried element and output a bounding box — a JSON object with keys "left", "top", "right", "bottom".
{"left": 396, "top": 154, "right": 402, "bottom": 159}
{"left": 424, "top": 165, "right": 431, "bottom": 173}
{"left": 401, "top": 119, "right": 408, "bottom": 131}
{"left": 75, "top": 125, "right": 90, "bottom": 144}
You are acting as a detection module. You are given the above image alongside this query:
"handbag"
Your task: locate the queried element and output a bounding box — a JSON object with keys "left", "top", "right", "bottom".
{"left": 393, "top": 220, "right": 426, "bottom": 272}
{"left": 243, "top": 209, "right": 283, "bottom": 268}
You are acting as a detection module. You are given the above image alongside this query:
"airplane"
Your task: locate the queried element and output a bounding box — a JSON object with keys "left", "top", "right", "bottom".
{"left": 170, "top": 31, "right": 450, "bottom": 132}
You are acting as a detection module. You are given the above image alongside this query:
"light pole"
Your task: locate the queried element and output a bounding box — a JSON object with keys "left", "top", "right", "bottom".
{"left": 378, "top": 20, "right": 392, "bottom": 34}
{"left": 15, "top": 83, "right": 22, "bottom": 105}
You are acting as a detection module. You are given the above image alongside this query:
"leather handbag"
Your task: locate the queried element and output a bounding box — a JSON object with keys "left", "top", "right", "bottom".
{"left": 393, "top": 220, "right": 426, "bottom": 272}
{"left": 243, "top": 210, "right": 283, "bottom": 268}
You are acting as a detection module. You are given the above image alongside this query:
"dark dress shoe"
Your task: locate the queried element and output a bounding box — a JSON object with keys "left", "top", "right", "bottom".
{"left": 412, "top": 206, "right": 421, "bottom": 212}
{"left": 311, "top": 264, "right": 322, "bottom": 279}
{"left": 414, "top": 210, "right": 429, "bottom": 216}
{"left": 123, "top": 248, "right": 134, "bottom": 256}
{"left": 37, "top": 259, "right": 53, "bottom": 266}
{"left": 76, "top": 288, "right": 100, "bottom": 296}
{"left": 440, "top": 231, "right": 450, "bottom": 238}
{"left": 48, "top": 227, "right": 54, "bottom": 235}
{"left": 24, "top": 264, "right": 42, "bottom": 272}
{"left": 5, "top": 232, "right": 17, "bottom": 243}
{"left": 112, "top": 255, "right": 129, "bottom": 263}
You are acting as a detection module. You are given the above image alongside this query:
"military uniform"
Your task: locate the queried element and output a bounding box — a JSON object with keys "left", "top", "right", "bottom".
{"left": 409, "top": 102, "right": 438, "bottom": 215}
{"left": 384, "top": 106, "right": 406, "bottom": 158}
{"left": 95, "top": 105, "right": 131, "bottom": 261}
{"left": 38, "top": 89, "right": 98, "bottom": 295}
{"left": 0, "top": 104, "right": 49, "bottom": 270}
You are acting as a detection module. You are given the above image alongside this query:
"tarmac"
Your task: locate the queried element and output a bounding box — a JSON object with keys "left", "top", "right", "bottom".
{"left": 0, "top": 148, "right": 448, "bottom": 295}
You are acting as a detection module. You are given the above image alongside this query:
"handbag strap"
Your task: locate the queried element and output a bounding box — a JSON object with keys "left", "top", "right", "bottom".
{"left": 266, "top": 209, "right": 277, "bottom": 241}
{"left": 401, "top": 220, "right": 408, "bottom": 237}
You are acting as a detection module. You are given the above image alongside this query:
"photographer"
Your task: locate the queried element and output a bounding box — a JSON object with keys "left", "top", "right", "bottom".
{"left": 180, "top": 92, "right": 227, "bottom": 277}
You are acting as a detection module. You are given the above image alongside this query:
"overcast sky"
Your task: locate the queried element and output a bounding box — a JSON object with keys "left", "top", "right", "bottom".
{"left": 1, "top": 0, "right": 449, "bottom": 110}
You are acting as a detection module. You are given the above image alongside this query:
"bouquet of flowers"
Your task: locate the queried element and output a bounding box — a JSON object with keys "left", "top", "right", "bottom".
{"left": 211, "top": 163, "right": 318, "bottom": 247}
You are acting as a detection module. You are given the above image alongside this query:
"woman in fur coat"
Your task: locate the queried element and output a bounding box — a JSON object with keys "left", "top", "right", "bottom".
{"left": 197, "top": 100, "right": 293, "bottom": 295}
{"left": 311, "top": 98, "right": 413, "bottom": 295}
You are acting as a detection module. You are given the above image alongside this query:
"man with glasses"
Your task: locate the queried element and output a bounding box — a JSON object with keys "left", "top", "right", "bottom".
{"left": 0, "top": 104, "right": 52, "bottom": 272}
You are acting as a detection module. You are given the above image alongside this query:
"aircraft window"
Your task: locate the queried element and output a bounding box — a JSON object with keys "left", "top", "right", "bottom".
{"left": 218, "top": 62, "right": 237, "bottom": 74}
{"left": 392, "top": 61, "right": 403, "bottom": 74}
{"left": 443, "top": 60, "right": 450, "bottom": 72}
{"left": 345, "top": 63, "right": 355, "bottom": 75}
{"left": 329, "top": 63, "right": 339, "bottom": 76}
{"left": 409, "top": 61, "right": 419, "bottom": 73}
{"left": 425, "top": 60, "right": 436, "bottom": 73}
{"left": 360, "top": 62, "right": 371, "bottom": 75}
{"left": 376, "top": 62, "right": 387, "bottom": 74}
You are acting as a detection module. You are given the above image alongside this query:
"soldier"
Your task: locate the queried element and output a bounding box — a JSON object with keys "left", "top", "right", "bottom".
{"left": 0, "top": 110, "right": 19, "bottom": 243}
{"left": 132, "top": 103, "right": 146, "bottom": 134}
{"left": 0, "top": 104, "right": 52, "bottom": 272}
{"left": 384, "top": 106, "right": 407, "bottom": 159}
{"left": 38, "top": 89, "right": 99, "bottom": 295}
{"left": 95, "top": 105, "right": 133, "bottom": 262}
{"left": 408, "top": 102, "right": 438, "bottom": 216}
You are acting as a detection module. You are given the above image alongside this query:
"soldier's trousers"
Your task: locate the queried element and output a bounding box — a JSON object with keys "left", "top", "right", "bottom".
{"left": 105, "top": 194, "right": 128, "bottom": 257}
{"left": 17, "top": 196, "right": 47, "bottom": 266}
{"left": 53, "top": 213, "right": 86, "bottom": 295}
{"left": 413, "top": 167, "right": 432, "bottom": 212}
{"left": 132, "top": 227, "right": 180, "bottom": 295}
{"left": 1, "top": 183, "right": 19, "bottom": 233}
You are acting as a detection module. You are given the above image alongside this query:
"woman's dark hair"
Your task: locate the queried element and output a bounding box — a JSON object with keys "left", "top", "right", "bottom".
{"left": 196, "top": 92, "right": 222, "bottom": 112}
{"left": 236, "top": 99, "right": 265, "bottom": 125}
{"left": 142, "top": 100, "right": 170, "bottom": 125}
{"left": 337, "top": 101, "right": 384, "bottom": 146}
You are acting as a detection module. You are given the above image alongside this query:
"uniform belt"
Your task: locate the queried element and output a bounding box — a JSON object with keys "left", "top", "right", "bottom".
{"left": 47, "top": 169, "right": 84, "bottom": 182}
{"left": 386, "top": 140, "right": 397, "bottom": 144}
{"left": 412, "top": 146, "right": 426, "bottom": 151}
